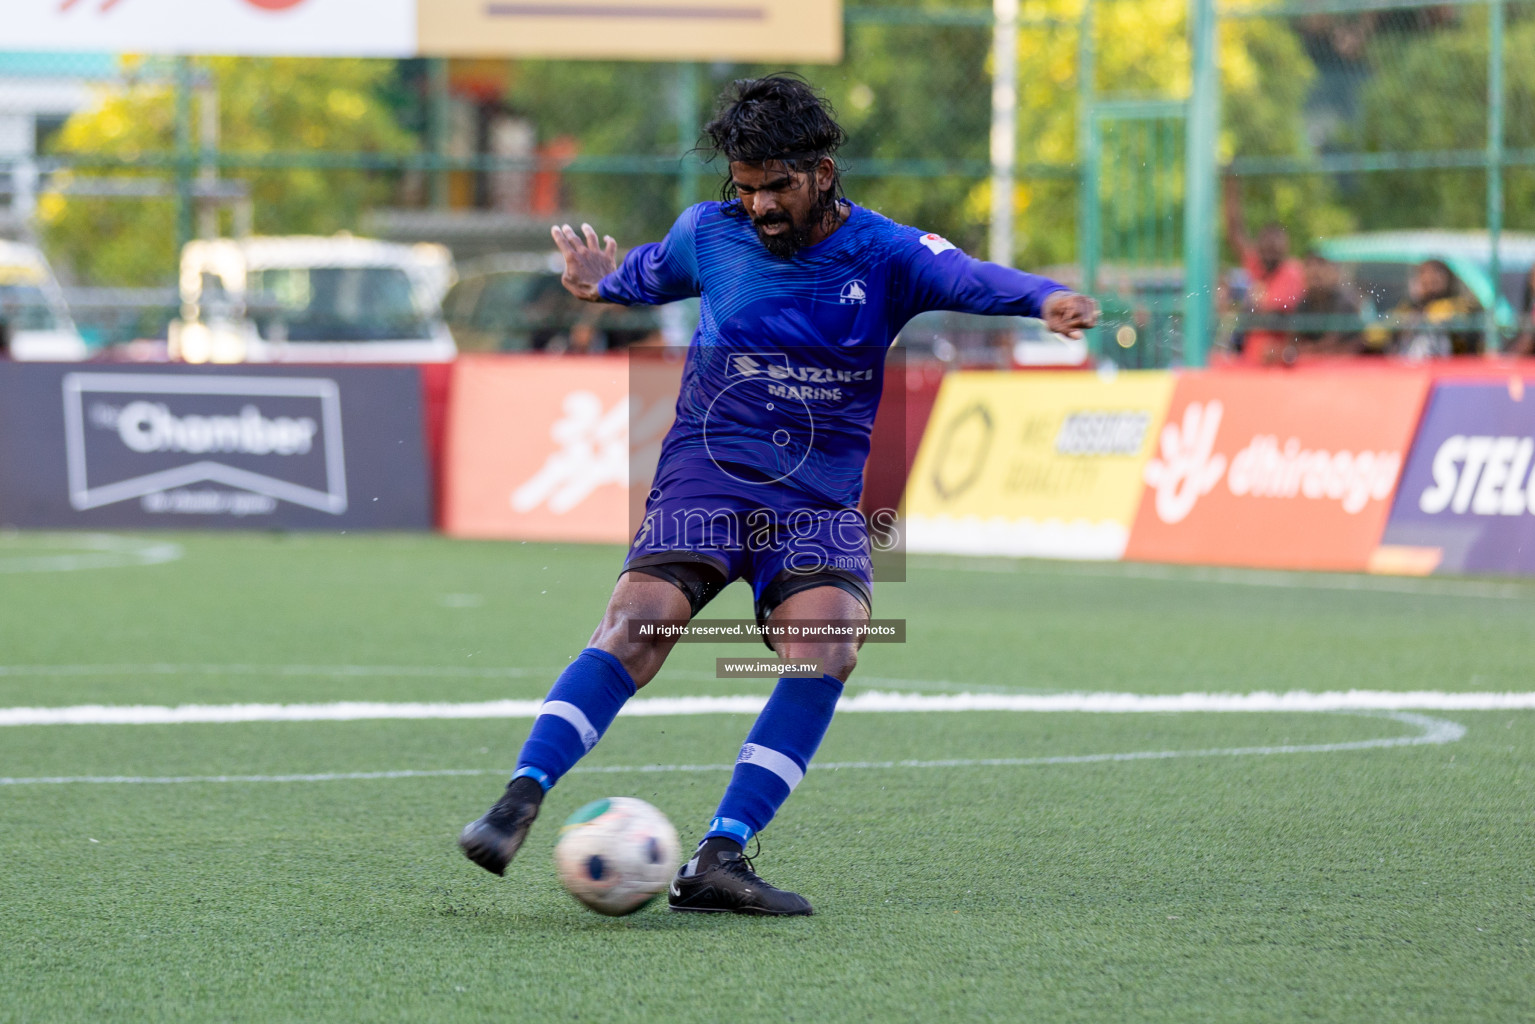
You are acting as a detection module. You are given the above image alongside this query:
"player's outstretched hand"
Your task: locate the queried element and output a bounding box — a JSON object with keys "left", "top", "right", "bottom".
{"left": 551, "top": 223, "right": 619, "bottom": 302}
{"left": 1041, "top": 291, "right": 1100, "bottom": 340}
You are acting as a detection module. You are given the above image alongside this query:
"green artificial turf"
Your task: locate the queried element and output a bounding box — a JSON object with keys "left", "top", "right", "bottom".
{"left": 1, "top": 533, "right": 1531, "bottom": 1023}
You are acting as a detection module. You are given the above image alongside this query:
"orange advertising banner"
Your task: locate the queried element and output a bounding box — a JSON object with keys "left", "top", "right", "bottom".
{"left": 441, "top": 354, "right": 680, "bottom": 543}
{"left": 1124, "top": 368, "right": 1432, "bottom": 571}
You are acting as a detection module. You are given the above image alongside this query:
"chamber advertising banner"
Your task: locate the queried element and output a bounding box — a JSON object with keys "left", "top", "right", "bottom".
{"left": 1124, "top": 370, "right": 1431, "bottom": 572}
{"left": 1378, "top": 378, "right": 1535, "bottom": 575}
{"left": 904, "top": 370, "right": 1176, "bottom": 560}
{"left": 0, "top": 363, "right": 431, "bottom": 530}
{"left": 441, "top": 354, "right": 680, "bottom": 543}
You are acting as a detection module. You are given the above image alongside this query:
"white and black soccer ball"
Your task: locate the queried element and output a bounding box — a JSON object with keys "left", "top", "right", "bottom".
{"left": 554, "top": 797, "right": 680, "bottom": 916}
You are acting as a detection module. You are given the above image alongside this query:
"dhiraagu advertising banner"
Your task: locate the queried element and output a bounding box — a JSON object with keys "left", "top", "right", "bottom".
{"left": 904, "top": 370, "right": 1175, "bottom": 560}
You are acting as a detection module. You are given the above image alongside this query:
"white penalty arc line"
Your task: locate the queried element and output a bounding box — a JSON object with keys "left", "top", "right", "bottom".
{"left": 0, "top": 690, "right": 1531, "bottom": 727}
{"left": 0, "top": 534, "right": 183, "bottom": 574}
{"left": 0, "top": 712, "right": 1466, "bottom": 787}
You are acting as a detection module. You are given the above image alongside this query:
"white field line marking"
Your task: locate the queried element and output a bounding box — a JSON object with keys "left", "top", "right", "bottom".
{"left": 0, "top": 663, "right": 539, "bottom": 680}
{"left": 915, "top": 556, "right": 1534, "bottom": 600}
{"left": 0, "top": 712, "right": 1464, "bottom": 787}
{"left": 0, "top": 664, "right": 1029, "bottom": 695}
{"left": 1, "top": 691, "right": 1531, "bottom": 727}
{"left": 0, "top": 534, "right": 183, "bottom": 574}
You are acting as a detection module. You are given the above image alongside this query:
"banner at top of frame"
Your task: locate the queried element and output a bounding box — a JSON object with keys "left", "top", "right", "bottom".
{"left": 417, "top": 0, "right": 842, "bottom": 62}
{"left": 6, "top": 0, "right": 842, "bottom": 61}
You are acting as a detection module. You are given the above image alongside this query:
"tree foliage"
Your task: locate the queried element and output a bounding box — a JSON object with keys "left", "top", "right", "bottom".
{"left": 1353, "top": 9, "right": 1535, "bottom": 232}
{"left": 42, "top": 58, "right": 413, "bottom": 286}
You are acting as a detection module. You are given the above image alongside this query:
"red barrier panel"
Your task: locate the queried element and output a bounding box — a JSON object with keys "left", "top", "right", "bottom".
{"left": 1124, "top": 367, "right": 1432, "bottom": 572}
{"left": 440, "top": 353, "right": 680, "bottom": 543}
{"left": 860, "top": 358, "right": 945, "bottom": 518}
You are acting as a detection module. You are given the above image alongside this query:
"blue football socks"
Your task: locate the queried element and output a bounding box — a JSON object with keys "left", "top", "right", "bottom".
{"left": 705, "top": 673, "right": 845, "bottom": 845}
{"left": 513, "top": 648, "right": 637, "bottom": 790}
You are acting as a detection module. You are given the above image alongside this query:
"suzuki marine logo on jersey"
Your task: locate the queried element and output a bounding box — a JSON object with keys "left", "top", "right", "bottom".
{"left": 62, "top": 372, "right": 347, "bottom": 516}
{"left": 920, "top": 233, "right": 957, "bottom": 256}
{"left": 839, "top": 279, "right": 868, "bottom": 305}
{"left": 731, "top": 355, "right": 763, "bottom": 377}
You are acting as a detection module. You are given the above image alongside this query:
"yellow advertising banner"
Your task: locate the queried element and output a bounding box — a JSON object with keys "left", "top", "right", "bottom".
{"left": 904, "top": 370, "right": 1176, "bottom": 560}
{"left": 417, "top": 0, "right": 842, "bottom": 61}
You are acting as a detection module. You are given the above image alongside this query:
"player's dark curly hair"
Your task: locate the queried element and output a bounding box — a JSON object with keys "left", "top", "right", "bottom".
{"left": 701, "top": 74, "right": 848, "bottom": 228}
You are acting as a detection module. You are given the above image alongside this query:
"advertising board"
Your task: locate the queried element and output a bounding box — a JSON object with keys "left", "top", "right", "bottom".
{"left": 418, "top": 0, "right": 842, "bottom": 61}
{"left": 441, "top": 354, "right": 680, "bottom": 543}
{"left": 1123, "top": 370, "right": 1430, "bottom": 571}
{"left": 9, "top": 0, "right": 841, "bottom": 61}
{"left": 8, "top": 0, "right": 415, "bottom": 57}
{"left": 1378, "top": 377, "right": 1535, "bottom": 575}
{"left": 904, "top": 370, "right": 1176, "bottom": 559}
{"left": 0, "top": 363, "right": 431, "bottom": 530}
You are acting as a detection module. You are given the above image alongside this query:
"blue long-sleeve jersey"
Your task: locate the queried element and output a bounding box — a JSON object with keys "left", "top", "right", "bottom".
{"left": 600, "top": 201, "right": 1067, "bottom": 510}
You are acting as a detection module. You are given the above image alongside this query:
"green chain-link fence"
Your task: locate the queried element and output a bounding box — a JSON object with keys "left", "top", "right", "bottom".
{"left": 1, "top": 1, "right": 1530, "bottom": 363}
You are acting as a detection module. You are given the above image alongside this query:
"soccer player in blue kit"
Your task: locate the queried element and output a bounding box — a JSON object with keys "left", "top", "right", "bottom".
{"left": 460, "top": 75, "right": 1097, "bottom": 915}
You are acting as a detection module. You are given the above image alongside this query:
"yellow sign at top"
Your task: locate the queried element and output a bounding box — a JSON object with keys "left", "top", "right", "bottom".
{"left": 417, "top": 0, "right": 843, "bottom": 62}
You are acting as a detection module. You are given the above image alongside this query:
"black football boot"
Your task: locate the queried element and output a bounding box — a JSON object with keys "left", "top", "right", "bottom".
{"left": 667, "top": 842, "right": 813, "bottom": 916}
{"left": 458, "top": 776, "right": 543, "bottom": 876}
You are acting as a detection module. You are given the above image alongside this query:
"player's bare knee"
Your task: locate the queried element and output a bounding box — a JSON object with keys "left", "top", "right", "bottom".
{"left": 777, "top": 641, "right": 858, "bottom": 681}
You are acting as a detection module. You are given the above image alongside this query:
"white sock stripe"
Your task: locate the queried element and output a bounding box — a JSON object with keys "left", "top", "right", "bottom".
{"left": 539, "top": 700, "right": 599, "bottom": 752}
{"left": 736, "top": 743, "right": 805, "bottom": 790}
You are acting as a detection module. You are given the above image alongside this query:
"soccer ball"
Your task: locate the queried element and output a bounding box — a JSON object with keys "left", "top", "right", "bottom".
{"left": 554, "top": 797, "right": 680, "bottom": 916}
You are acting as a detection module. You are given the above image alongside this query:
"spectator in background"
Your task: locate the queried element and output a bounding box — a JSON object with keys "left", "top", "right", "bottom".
{"left": 1368, "top": 259, "right": 1481, "bottom": 358}
{"left": 1512, "top": 265, "right": 1535, "bottom": 356}
{"left": 1289, "top": 251, "right": 1364, "bottom": 358}
{"left": 1223, "top": 177, "right": 1306, "bottom": 364}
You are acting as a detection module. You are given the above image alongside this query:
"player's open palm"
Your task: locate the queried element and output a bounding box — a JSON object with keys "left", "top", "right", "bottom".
{"left": 552, "top": 223, "right": 619, "bottom": 302}
{"left": 1042, "top": 291, "right": 1099, "bottom": 340}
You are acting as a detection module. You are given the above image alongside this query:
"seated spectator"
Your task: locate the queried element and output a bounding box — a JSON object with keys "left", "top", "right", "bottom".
{"left": 1367, "top": 259, "right": 1481, "bottom": 358}
{"left": 1223, "top": 176, "right": 1305, "bottom": 364}
{"left": 1290, "top": 251, "right": 1365, "bottom": 357}
{"left": 1513, "top": 265, "right": 1534, "bottom": 356}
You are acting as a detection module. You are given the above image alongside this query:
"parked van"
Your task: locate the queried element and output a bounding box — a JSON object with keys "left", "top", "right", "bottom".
{"left": 0, "top": 240, "right": 88, "bottom": 361}
{"left": 169, "top": 235, "right": 457, "bottom": 363}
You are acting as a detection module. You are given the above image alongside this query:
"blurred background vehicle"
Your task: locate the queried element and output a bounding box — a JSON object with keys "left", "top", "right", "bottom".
{"left": 445, "top": 252, "right": 655, "bottom": 353}
{"left": 168, "top": 235, "right": 456, "bottom": 364}
{"left": 0, "top": 238, "right": 87, "bottom": 360}
{"left": 443, "top": 252, "right": 686, "bottom": 353}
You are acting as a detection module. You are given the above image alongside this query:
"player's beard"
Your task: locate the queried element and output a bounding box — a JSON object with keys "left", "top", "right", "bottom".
{"left": 752, "top": 209, "right": 817, "bottom": 260}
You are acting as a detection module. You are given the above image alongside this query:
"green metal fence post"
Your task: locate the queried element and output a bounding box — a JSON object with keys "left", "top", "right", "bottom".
{"left": 173, "top": 56, "right": 195, "bottom": 258}
{"left": 428, "top": 58, "right": 451, "bottom": 209}
{"left": 1487, "top": 0, "right": 1505, "bottom": 352}
{"left": 1182, "top": 0, "right": 1218, "bottom": 368}
{"left": 1076, "top": 0, "right": 1099, "bottom": 307}
{"left": 675, "top": 62, "right": 700, "bottom": 215}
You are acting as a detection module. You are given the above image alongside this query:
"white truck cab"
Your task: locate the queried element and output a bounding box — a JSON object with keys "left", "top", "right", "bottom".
{"left": 170, "top": 235, "right": 457, "bottom": 364}
{"left": 0, "top": 240, "right": 88, "bottom": 361}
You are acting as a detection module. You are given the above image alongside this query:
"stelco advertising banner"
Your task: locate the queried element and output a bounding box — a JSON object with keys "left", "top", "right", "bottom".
{"left": 1377, "top": 378, "right": 1535, "bottom": 575}
{"left": 9, "top": 0, "right": 842, "bottom": 61}
{"left": 441, "top": 354, "right": 679, "bottom": 543}
{"left": 0, "top": 363, "right": 431, "bottom": 530}
{"left": 904, "top": 370, "right": 1176, "bottom": 560}
{"left": 1123, "top": 370, "right": 1431, "bottom": 572}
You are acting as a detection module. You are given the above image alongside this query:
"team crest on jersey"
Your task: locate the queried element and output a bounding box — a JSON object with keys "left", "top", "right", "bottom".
{"left": 839, "top": 279, "right": 868, "bottom": 304}
{"left": 920, "top": 233, "right": 956, "bottom": 255}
